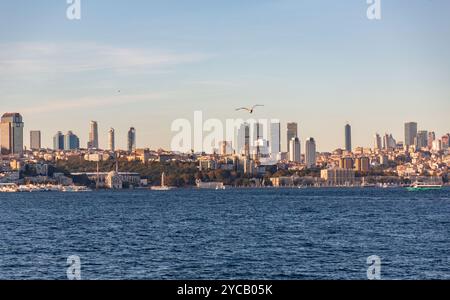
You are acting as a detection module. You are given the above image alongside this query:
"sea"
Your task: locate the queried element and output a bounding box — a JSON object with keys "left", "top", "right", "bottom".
{"left": 0, "top": 187, "right": 449, "bottom": 280}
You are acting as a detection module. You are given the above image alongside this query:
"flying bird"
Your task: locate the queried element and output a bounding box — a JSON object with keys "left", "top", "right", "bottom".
{"left": 235, "top": 104, "right": 264, "bottom": 114}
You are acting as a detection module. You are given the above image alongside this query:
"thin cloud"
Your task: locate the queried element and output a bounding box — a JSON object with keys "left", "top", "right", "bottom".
{"left": 19, "top": 92, "right": 171, "bottom": 115}
{"left": 0, "top": 42, "right": 210, "bottom": 75}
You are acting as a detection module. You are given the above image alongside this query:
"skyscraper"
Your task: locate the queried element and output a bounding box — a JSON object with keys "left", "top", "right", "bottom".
{"left": 305, "top": 138, "right": 316, "bottom": 168}
{"left": 88, "top": 121, "right": 99, "bottom": 149}
{"left": 287, "top": 122, "right": 298, "bottom": 153}
{"left": 30, "top": 130, "right": 41, "bottom": 150}
{"left": 383, "top": 133, "right": 396, "bottom": 150}
{"left": 269, "top": 122, "right": 281, "bottom": 156}
{"left": 0, "top": 113, "right": 24, "bottom": 155}
{"left": 427, "top": 132, "right": 435, "bottom": 149}
{"left": 53, "top": 131, "right": 65, "bottom": 150}
{"left": 289, "top": 137, "right": 301, "bottom": 163}
{"left": 416, "top": 130, "right": 428, "bottom": 149}
{"left": 127, "top": 127, "right": 136, "bottom": 152}
{"left": 374, "top": 133, "right": 382, "bottom": 150}
{"left": 345, "top": 123, "right": 352, "bottom": 152}
{"left": 404, "top": 122, "right": 418, "bottom": 148}
{"left": 109, "top": 128, "right": 115, "bottom": 152}
{"left": 251, "top": 122, "right": 264, "bottom": 157}
{"left": 64, "top": 131, "right": 80, "bottom": 150}
{"left": 442, "top": 134, "right": 450, "bottom": 150}
{"left": 236, "top": 122, "right": 250, "bottom": 156}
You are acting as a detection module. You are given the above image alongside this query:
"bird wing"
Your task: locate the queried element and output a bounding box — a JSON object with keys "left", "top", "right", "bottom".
{"left": 252, "top": 104, "right": 264, "bottom": 109}
{"left": 236, "top": 107, "right": 251, "bottom": 112}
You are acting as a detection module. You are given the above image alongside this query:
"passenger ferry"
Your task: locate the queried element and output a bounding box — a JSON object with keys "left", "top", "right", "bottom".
{"left": 407, "top": 182, "right": 443, "bottom": 191}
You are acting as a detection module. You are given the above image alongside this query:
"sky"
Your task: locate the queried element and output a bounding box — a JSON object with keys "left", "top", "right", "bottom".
{"left": 0, "top": 0, "right": 449, "bottom": 152}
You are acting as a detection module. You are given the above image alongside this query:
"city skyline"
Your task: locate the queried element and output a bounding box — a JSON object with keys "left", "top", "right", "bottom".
{"left": 1, "top": 1, "right": 449, "bottom": 151}
{"left": 1, "top": 113, "right": 449, "bottom": 154}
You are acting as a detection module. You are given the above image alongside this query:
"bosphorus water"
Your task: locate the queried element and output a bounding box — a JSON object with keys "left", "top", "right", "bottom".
{"left": 0, "top": 188, "right": 449, "bottom": 280}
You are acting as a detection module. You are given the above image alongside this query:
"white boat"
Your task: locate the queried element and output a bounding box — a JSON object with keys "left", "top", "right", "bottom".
{"left": 62, "top": 186, "right": 92, "bottom": 192}
{"left": 0, "top": 184, "right": 18, "bottom": 193}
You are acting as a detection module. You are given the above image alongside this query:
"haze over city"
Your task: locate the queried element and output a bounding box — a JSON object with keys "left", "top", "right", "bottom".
{"left": 1, "top": 0, "right": 449, "bottom": 151}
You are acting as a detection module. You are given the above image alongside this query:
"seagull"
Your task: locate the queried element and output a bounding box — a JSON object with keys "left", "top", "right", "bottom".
{"left": 235, "top": 104, "right": 264, "bottom": 114}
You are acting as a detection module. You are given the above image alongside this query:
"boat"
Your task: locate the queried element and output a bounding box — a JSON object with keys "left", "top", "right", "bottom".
{"left": 196, "top": 179, "right": 225, "bottom": 190}
{"left": 407, "top": 182, "right": 443, "bottom": 191}
{"left": 61, "top": 186, "right": 92, "bottom": 192}
{"left": 0, "top": 183, "right": 18, "bottom": 193}
{"left": 151, "top": 172, "right": 174, "bottom": 191}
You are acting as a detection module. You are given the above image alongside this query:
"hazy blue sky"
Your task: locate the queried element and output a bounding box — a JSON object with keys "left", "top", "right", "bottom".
{"left": 0, "top": 0, "right": 449, "bottom": 151}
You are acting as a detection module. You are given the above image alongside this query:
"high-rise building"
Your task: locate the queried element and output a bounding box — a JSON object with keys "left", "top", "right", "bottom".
{"left": 269, "top": 122, "right": 281, "bottom": 156}
{"left": 127, "top": 127, "right": 136, "bottom": 152}
{"left": 64, "top": 131, "right": 80, "bottom": 151}
{"left": 305, "top": 138, "right": 316, "bottom": 168}
{"left": 289, "top": 137, "right": 301, "bottom": 163}
{"left": 30, "top": 130, "right": 41, "bottom": 150}
{"left": 416, "top": 130, "right": 428, "bottom": 149}
{"left": 236, "top": 123, "right": 250, "bottom": 156}
{"left": 287, "top": 122, "right": 298, "bottom": 153}
{"left": 219, "top": 141, "right": 233, "bottom": 156}
{"left": 345, "top": 123, "right": 352, "bottom": 152}
{"left": 442, "top": 134, "right": 450, "bottom": 150}
{"left": 251, "top": 122, "right": 264, "bottom": 157}
{"left": 53, "top": 131, "right": 65, "bottom": 150}
{"left": 1, "top": 113, "right": 24, "bottom": 155}
{"left": 427, "top": 132, "right": 436, "bottom": 149}
{"left": 374, "top": 133, "right": 382, "bottom": 150}
{"left": 383, "top": 134, "right": 396, "bottom": 150}
{"left": 88, "top": 121, "right": 99, "bottom": 149}
{"left": 109, "top": 128, "right": 115, "bottom": 152}
{"left": 404, "top": 122, "right": 418, "bottom": 148}
{"left": 432, "top": 140, "right": 442, "bottom": 152}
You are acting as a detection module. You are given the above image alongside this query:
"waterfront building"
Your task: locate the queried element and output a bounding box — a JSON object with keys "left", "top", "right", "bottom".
{"left": 53, "top": 131, "right": 65, "bottom": 151}
{"left": 405, "top": 122, "right": 418, "bottom": 148}
{"left": 289, "top": 137, "right": 301, "bottom": 163}
{"left": 0, "top": 113, "right": 24, "bottom": 155}
{"left": 127, "top": 127, "right": 136, "bottom": 152}
{"left": 355, "top": 157, "right": 370, "bottom": 172}
{"left": 286, "top": 122, "right": 298, "bottom": 153}
{"left": 305, "top": 137, "right": 317, "bottom": 168}
{"left": 321, "top": 168, "right": 356, "bottom": 186}
{"left": 109, "top": 128, "right": 115, "bottom": 152}
{"left": 64, "top": 131, "right": 80, "bottom": 151}
{"left": 71, "top": 172, "right": 141, "bottom": 188}
{"left": 106, "top": 171, "right": 123, "bottom": 189}
{"left": 345, "top": 123, "right": 352, "bottom": 152}
{"left": 30, "top": 130, "right": 41, "bottom": 150}
{"left": 340, "top": 157, "right": 354, "bottom": 169}
{"left": 88, "top": 121, "right": 99, "bottom": 149}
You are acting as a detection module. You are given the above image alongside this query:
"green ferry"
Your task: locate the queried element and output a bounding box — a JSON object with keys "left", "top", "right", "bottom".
{"left": 407, "top": 182, "right": 443, "bottom": 191}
